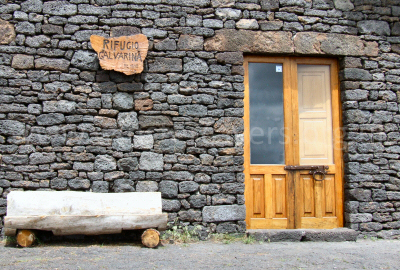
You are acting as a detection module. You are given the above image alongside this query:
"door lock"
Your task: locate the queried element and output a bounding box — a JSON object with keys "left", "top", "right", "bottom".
{"left": 284, "top": 165, "right": 329, "bottom": 181}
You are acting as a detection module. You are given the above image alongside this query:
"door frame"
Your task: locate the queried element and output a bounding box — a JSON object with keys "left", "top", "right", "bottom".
{"left": 243, "top": 56, "right": 344, "bottom": 229}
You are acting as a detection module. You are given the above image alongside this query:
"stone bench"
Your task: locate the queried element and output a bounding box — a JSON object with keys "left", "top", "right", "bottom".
{"left": 4, "top": 191, "right": 167, "bottom": 247}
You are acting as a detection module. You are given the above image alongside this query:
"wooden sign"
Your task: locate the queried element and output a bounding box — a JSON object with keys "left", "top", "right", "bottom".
{"left": 90, "top": 34, "right": 149, "bottom": 75}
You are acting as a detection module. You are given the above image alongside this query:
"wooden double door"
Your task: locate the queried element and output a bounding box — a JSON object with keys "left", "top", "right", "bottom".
{"left": 244, "top": 57, "right": 343, "bottom": 229}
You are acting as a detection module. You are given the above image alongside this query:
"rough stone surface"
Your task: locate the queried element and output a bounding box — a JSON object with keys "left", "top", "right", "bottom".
{"left": 35, "top": 58, "right": 70, "bottom": 72}
{"left": 139, "top": 152, "right": 163, "bottom": 171}
{"left": 0, "top": 0, "right": 398, "bottom": 238}
{"left": 11, "top": 54, "right": 34, "bottom": 69}
{"left": 294, "top": 32, "right": 379, "bottom": 56}
{"left": 133, "top": 135, "right": 153, "bottom": 150}
{"left": 117, "top": 112, "right": 139, "bottom": 131}
{"left": 203, "top": 205, "right": 246, "bottom": 222}
{"left": 94, "top": 155, "right": 117, "bottom": 172}
{"left": 204, "top": 29, "right": 294, "bottom": 53}
{"left": 71, "top": 51, "right": 99, "bottom": 71}
{"left": 0, "top": 19, "right": 15, "bottom": 45}
{"left": 113, "top": 93, "right": 134, "bottom": 111}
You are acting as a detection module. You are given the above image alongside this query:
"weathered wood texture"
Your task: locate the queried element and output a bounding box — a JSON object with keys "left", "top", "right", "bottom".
{"left": 141, "top": 228, "right": 160, "bottom": 248}
{"left": 16, "top": 230, "right": 36, "bottom": 247}
{"left": 6, "top": 214, "right": 167, "bottom": 235}
{"left": 5, "top": 191, "right": 167, "bottom": 235}
{"left": 90, "top": 34, "right": 148, "bottom": 75}
{"left": 7, "top": 191, "right": 162, "bottom": 216}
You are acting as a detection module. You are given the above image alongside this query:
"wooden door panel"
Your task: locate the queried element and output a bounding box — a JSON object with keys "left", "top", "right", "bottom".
{"left": 252, "top": 175, "right": 264, "bottom": 217}
{"left": 300, "top": 119, "right": 330, "bottom": 161}
{"left": 249, "top": 173, "right": 288, "bottom": 229}
{"left": 298, "top": 65, "right": 333, "bottom": 166}
{"left": 245, "top": 57, "right": 343, "bottom": 230}
{"left": 273, "top": 175, "right": 286, "bottom": 218}
{"left": 299, "top": 172, "right": 337, "bottom": 228}
{"left": 301, "top": 175, "right": 315, "bottom": 217}
{"left": 324, "top": 175, "right": 336, "bottom": 216}
{"left": 300, "top": 217, "right": 338, "bottom": 229}
{"left": 250, "top": 218, "right": 288, "bottom": 229}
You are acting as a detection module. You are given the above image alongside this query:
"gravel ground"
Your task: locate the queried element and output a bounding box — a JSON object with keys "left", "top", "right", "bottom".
{"left": 1, "top": 238, "right": 400, "bottom": 269}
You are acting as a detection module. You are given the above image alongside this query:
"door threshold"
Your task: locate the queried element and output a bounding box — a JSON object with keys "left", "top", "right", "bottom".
{"left": 247, "top": 228, "right": 359, "bottom": 242}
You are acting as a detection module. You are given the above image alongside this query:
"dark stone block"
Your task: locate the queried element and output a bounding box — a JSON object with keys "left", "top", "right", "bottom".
{"left": 159, "top": 180, "right": 178, "bottom": 198}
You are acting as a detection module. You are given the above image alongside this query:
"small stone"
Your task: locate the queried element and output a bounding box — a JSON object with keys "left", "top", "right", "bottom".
{"left": 51, "top": 178, "right": 68, "bottom": 190}
{"left": 94, "top": 154, "right": 117, "bottom": 172}
{"left": 138, "top": 115, "right": 173, "bottom": 129}
{"left": 162, "top": 199, "right": 181, "bottom": 212}
{"left": 358, "top": 20, "right": 390, "bottom": 36}
{"left": 35, "top": 58, "right": 70, "bottom": 72}
{"left": 110, "top": 26, "right": 140, "bottom": 37}
{"left": 68, "top": 178, "right": 90, "bottom": 190}
{"left": 202, "top": 205, "right": 246, "bottom": 222}
{"left": 43, "top": 1, "right": 77, "bottom": 16}
{"left": 212, "top": 0, "right": 235, "bottom": 7}
{"left": 155, "top": 139, "right": 186, "bottom": 154}
{"left": 135, "top": 99, "right": 153, "bottom": 111}
{"left": 42, "top": 24, "right": 63, "bottom": 35}
{"left": 177, "top": 35, "right": 204, "bottom": 51}
{"left": 112, "top": 137, "right": 132, "bottom": 152}
{"left": 113, "top": 179, "right": 135, "bottom": 192}
{"left": 159, "top": 180, "right": 178, "bottom": 198}
{"left": 216, "top": 8, "right": 241, "bottom": 20}
{"left": 94, "top": 116, "right": 117, "bottom": 129}
{"left": 25, "top": 35, "right": 50, "bottom": 48}
{"left": 117, "top": 112, "right": 139, "bottom": 131}
{"left": 0, "top": 120, "right": 25, "bottom": 136}
{"left": 215, "top": 52, "right": 243, "bottom": 65}
{"left": 117, "top": 157, "right": 138, "bottom": 171}
{"left": 113, "top": 92, "right": 134, "bottom": 110}
{"left": 236, "top": 19, "right": 259, "bottom": 30}
{"left": 179, "top": 181, "right": 199, "bottom": 193}
{"left": 214, "top": 117, "right": 244, "bottom": 134}
{"left": 148, "top": 58, "right": 182, "bottom": 73}
{"left": 333, "top": 0, "right": 354, "bottom": 11}
{"left": 92, "top": 181, "right": 109, "bottom": 193}
{"left": 189, "top": 195, "right": 206, "bottom": 208}
{"left": 104, "top": 171, "right": 125, "bottom": 181}
{"left": 0, "top": 19, "right": 16, "bottom": 45}
{"left": 29, "top": 152, "right": 56, "bottom": 165}
{"left": 21, "top": 0, "right": 44, "bottom": 13}
{"left": 136, "top": 181, "right": 158, "bottom": 192}
{"left": 195, "top": 135, "right": 234, "bottom": 148}
{"left": 179, "top": 209, "right": 202, "bottom": 222}
{"left": 154, "top": 38, "right": 176, "bottom": 51}
{"left": 133, "top": 135, "right": 154, "bottom": 150}
{"left": 11, "top": 54, "right": 34, "bottom": 69}
{"left": 36, "top": 113, "right": 65, "bottom": 126}
{"left": 71, "top": 50, "right": 99, "bottom": 71}
{"left": 44, "top": 82, "right": 71, "bottom": 93}
{"left": 43, "top": 101, "right": 76, "bottom": 113}
{"left": 203, "top": 19, "right": 224, "bottom": 29}
{"left": 183, "top": 58, "right": 209, "bottom": 74}
{"left": 260, "top": 0, "right": 279, "bottom": 10}
{"left": 139, "top": 152, "right": 163, "bottom": 171}
{"left": 179, "top": 104, "right": 208, "bottom": 117}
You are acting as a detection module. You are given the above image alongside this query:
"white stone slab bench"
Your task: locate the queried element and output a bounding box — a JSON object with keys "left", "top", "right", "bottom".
{"left": 4, "top": 191, "right": 167, "bottom": 247}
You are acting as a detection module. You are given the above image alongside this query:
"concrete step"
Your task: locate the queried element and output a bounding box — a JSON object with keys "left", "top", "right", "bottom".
{"left": 247, "top": 228, "right": 359, "bottom": 242}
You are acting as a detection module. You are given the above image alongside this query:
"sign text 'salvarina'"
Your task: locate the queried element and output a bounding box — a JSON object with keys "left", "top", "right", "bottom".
{"left": 90, "top": 34, "right": 149, "bottom": 75}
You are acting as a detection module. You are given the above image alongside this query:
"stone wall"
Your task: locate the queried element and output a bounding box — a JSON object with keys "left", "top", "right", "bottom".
{"left": 0, "top": 0, "right": 399, "bottom": 238}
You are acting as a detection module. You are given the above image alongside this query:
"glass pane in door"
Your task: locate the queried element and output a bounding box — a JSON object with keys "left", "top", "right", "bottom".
{"left": 249, "top": 63, "right": 284, "bottom": 165}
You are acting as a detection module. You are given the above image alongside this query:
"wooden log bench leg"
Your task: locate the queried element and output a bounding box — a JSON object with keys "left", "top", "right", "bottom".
{"left": 141, "top": 228, "right": 160, "bottom": 248}
{"left": 16, "top": 230, "right": 36, "bottom": 247}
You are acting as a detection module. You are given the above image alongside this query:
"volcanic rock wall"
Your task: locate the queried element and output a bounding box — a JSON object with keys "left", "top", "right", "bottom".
{"left": 0, "top": 0, "right": 399, "bottom": 238}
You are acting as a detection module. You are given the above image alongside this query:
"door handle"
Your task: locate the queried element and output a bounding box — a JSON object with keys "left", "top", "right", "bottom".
{"left": 284, "top": 165, "right": 329, "bottom": 181}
